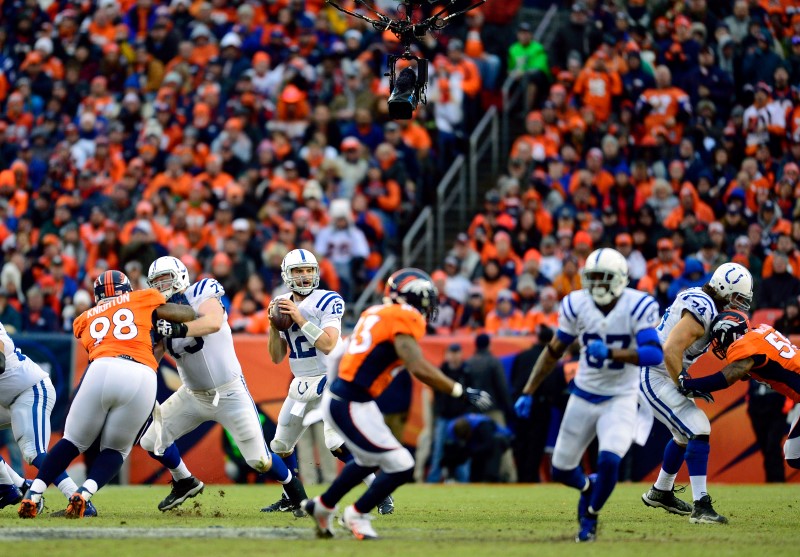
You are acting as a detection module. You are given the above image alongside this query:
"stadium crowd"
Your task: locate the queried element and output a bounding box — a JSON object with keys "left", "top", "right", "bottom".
{"left": 0, "top": 0, "right": 799, "bottom": 341}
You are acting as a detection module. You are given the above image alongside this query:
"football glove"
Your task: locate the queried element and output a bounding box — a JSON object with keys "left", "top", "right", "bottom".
{"left": 586, "top": 340, "right": 609, "bottom": 361}
{"left": 678, "top": 376, "right": 715, "bottom": 403}
{"left": 463, "top": 387, "right": 493, "bottom": 412}
{"left": 156, "top": 319, "right": 188, "bottom": 339}
{"left": 514, "top": 394, "right": 533, "bottom": 419}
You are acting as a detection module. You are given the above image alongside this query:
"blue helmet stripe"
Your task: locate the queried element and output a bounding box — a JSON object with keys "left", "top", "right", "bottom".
{"left": 299, "top": 250, "right": 306, "bottom": 262}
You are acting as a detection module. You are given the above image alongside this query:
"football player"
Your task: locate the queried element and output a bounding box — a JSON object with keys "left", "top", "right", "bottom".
{"left": 262, "top": 249, "right": 394, "bottom": 516}
{"left": 640, "top": 262, "right": 752, "bottom": 524}
{"left": 302, "top": 268, "right": 492, "bottom": 540}
{"left": 0, "top": 322, "right": 92, "bottom": 514}
{"left": 19, "top": 271, "right": 195, "bottom": 518}
{"left": 680, "top": 312, "right": 800, "bottom": 472}
{"left": 140, "top": 256, "right": 308, "bottom": 513}
{"left": 515, "top": 249, "right": 663, "bottom": 542}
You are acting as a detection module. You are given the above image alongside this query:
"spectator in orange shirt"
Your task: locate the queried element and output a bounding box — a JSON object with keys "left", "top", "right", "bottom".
{"left": 144, "top": 155, "right": 192, "bottom": 200}
{"left": 511, "top": 112, "right": 559, "bottom": 162}
{"left": 195, "top": 154, "right": 235, "bottom": 199}
{"left": 485, "top": 289, "right": 526, "bottom": 336}
{"left": 762, "top": 231, "right": 800, "bottom": 279}
{"left": 663, "top": 183, "right": 715, "bottom": 229}
{"left": 119, "top": 200, "right": 171, "bottom": 245}
{"left": 573, "top": 51, "right": 622, "bottom": 123}
{"left": 478, "top": 258, "right": 511, "bottom": 314}
{"left": 443, "top": 39, "right": 482, "bottom": 130}
{"left": 552, "top": 255, "right": 582, "bottom": 299}
{"left": 569, "top": 147, "right": 615, "bottom": 197}
{"left": 636, "top": 65, "right": 691, "bottom": 145}
{"left": 525, "top": 285, "right": 559, "bottom": 332}
{"left": 646, "top": 237, "right": 685, "bottom": 282}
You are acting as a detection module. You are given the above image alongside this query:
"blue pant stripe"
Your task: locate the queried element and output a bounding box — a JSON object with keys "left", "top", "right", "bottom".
{"left": 31, "top": 384, "right": 41, "bottom": 454}
{"left": 642, "top": 368, "right": 692, "bottom": 438}
{"left": 40, "top": 380, "right": 47, "bottom": 454}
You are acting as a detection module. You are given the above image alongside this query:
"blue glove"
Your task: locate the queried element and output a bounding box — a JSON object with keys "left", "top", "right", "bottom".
{"left": 586, "top": 340, "right": 609, "bottom": 361}
{"left": 514, "top": 394, "right": 533, "bottom": 419}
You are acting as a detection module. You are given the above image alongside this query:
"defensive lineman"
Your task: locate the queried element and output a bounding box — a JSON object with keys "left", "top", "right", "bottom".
{"left": 640, "top": 262, "right": 752, "bottom": 524}
{"left": 262, "top": 248, "right": 393, "bottom": 515}
{"left": 515, "top": 249, "right": 664, "bottom": 542}
{"left": 140, "top": 256, "right": 308, "bottom": 512}
{"left": 0, "top": 323, "right": 94, "bottom": 514}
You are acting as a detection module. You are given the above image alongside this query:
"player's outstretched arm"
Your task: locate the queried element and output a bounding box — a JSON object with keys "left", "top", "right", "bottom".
{"left": 156, "top": 303, "right": 197, "bottom": 323}
{"left": 680, "top": 357, "right": 755, "bottom": 396}
{"left": 268, "top": 300, "right": 288, "bottom": 364}
{"left": 394, "top": 334, "right": 493, "bottom": 411}
{"left": 182, "top": 298, "right": 225, "bottom": 337}
{"left": 521, "top": 336, "right": 568, "bottom": 396}
{"left": 663, "top": 312, "right": 705, "bottom": 384}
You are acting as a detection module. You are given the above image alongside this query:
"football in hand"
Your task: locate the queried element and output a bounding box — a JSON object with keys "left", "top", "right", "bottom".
{"left": 270, "top": 301, "right": 294, "bottom": 331}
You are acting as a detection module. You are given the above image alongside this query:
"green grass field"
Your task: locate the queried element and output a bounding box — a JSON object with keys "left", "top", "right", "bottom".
{"left": 1, "top": 483, "right": 799, "bottom": 556}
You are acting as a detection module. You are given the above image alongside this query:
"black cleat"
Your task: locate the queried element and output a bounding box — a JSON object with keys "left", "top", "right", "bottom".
{"left": 158, "top": 477, "right": 204, "bottom": 511}
{"left": 377, "top": 495, "right": 394, "bottom": 515}
{"left": 261, "top": 493, "right": 295, "bottom": 513}
{"left": 642, "top": 485, "right": 692, "bottom": 516}
{"left": 690, "top": 495, "right": 728, "bottom": 524}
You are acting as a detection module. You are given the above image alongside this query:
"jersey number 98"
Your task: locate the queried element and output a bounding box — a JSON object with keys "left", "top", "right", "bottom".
{"left": 90, "top": 308, "right": 138, "bottom": 345}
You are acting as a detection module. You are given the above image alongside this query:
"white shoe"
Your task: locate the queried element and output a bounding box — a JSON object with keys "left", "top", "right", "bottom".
{"left": 340, "top": 505, "right": 378, "bottom": 540}
{"left": 301, "top": 497, "right": 335, "bottom": 538}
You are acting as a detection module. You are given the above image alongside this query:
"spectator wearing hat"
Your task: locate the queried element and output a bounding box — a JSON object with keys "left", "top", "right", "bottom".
{"left": 763, "top": 231, "right": 800, "bottom": 279}
{"left": 456, "top": 286, "right": 487, "bottom": 333}
{"left": 514, "top": 272, "right": 538, "bottom": 314}
{"left": 551, "top": 2, "right": 601, "bottom": 69}
{"left": 195, "top": 154, "right": 236, "bottom": 199}
{"left": 664, "top": 182, "right": 715, "bottom": 230}
{"left": 485, "top": 289, "right": 525, "bottom": 336}
{"left": 743, "top": 81, "right": 786, "bottom": 156}
{"left": 614, "top": 234, "right": 646, "bottom": 284}
{"left": 448, "top": 233, "right": 482, "bottom": 281}
{"left": 314, "top": 198, "right": 370, "bottom": 300}
{"left": 429, "top": 271, "right": 463, "bottom": 334}
{"left": 427, "top": 344, "right": 472, "bottom": 483}
{"left": 440, "top": 255, "right": 471, "bottom": 304}
{"left": 511, "top": 111, "right": 558, "bottom": 162}
{"left": 646, "top": 238, "right": 685, "bottom": 282}
{"left": 742, "top": 27, "right": 784, "bottom": 91}
{"left": 758, "top": 252, "right": 800, "bottom": 309}
{"left": 666, "top": 256, "right": 709, "bottom": 302}
{"left": 335, "top": 136, "right": 369, "bottom": 200}
{"left": 687, "top": 45, "right": 733, "bottom": 118}
{"left": 507, "top": 22, "right": 551, "bottom": 109}
{"left": 573, "top": 50, "right": 622, "bottom": 124}
{"left": 622, "top": 48, "right": 655, "bottom": 102}
{"left": 787, "top": 35, "right": 800, "bottom": 85}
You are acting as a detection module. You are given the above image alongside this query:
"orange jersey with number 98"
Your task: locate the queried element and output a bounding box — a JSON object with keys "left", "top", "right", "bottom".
{"left": 337, "top": 303, "right": 427, "bottom": 399}
{"left": 726, "top": 324, "right": 800, "bottom": 402}
{"left": 73, "top": 289, "right": 167, "bottom": 371}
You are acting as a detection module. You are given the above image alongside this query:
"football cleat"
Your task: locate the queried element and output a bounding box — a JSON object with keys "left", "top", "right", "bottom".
{"left": 690, "top": 495, "right": 728, "bottom": 524}
{"left": 577, "top": 473, "right": 596, "bottom": 523}
{"left": 158, "top": 476, "right": 204, "bottom": 511}
{"left": 64, "top": 492, "right": 86, "bottom": 519}
{"left": 302, "top": 497, "right": 335, "bottom": 538}
{"left": 340, "top": 505, "right": 378, "bottom": 540}
{"left": 642, "top": 485, "right": 692, "bottom": 515}
{"left": 377, "top": 495, "right": 395, "bottom": 515}
{"left": 18, "top": 494, "right": 44, "bottom": 519}
{"left": 0, "top": 483, "right": 23, "bottom": 509}
{"left": 261, "top": 493, "right": 296, "bottom": 513}
{"left": 575, "top": 513, "right": 598, "bottom": 543}
{"left": 51, "top": 499, "right": 97, "bottom": 518}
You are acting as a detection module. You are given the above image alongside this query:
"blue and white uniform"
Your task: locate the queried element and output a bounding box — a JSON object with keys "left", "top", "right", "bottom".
{"left": 270, "top": 288, "right": 345, "bottom": 454}
{"left": 0, "top": 322, "right": 54, "bottom": 464}
{"left": 640, "top": 287, "right": 718, "bottom": 444}
{"left": 551, "top": 288, "right": 661, "bottom": 470}
{"left": 139, "top": 278, "right": 275, "bottom": 472}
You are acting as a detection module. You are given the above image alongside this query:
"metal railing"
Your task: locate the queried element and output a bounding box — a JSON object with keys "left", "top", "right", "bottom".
{"left": 500, "top": 3, "right": 558, "bottom": 159}
{"left": 468, "top": 106, "right": 499, "bottom": 208}
{"left": 401, "top": 206, "right": 433, "bottom": 269}
{"left": 436, "top": 154, "right": 467, "bottom": 257}
{"left": 348, "top": 254, "right": 397, "bottom": 325}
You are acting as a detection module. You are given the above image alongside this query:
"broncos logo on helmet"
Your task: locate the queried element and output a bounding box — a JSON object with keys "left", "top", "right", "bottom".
{"left": 709, "top": 310, "right": 750, "bottom": 359}
{"left": 93, "top": 270, "right": 133, "bottom": 304}
{"left": 384, "top": 267, "right": 439, "bottom": 322}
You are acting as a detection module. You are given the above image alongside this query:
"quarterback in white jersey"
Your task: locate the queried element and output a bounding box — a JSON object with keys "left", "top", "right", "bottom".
{"left": 640, "top": 262, "right": 753, "bottom": 525}
{"left": 0, "top": 322, "right": 89, "bottom": 512}
{"left": 140, "top": 256, "right": 308, "bottom": 513}
{"left": 264, "top": 248, "right": 393, "bottom": 516}
{"left": 515, "top": 249, "right": 663, "bottom": 543}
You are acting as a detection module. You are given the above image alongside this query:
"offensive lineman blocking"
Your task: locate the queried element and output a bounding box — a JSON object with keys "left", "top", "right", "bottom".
{"left": 140, "top": 256, "right": 308, "bottom": 512}
{"left": 515, "top": 248, "right": 664, "bottom": 542}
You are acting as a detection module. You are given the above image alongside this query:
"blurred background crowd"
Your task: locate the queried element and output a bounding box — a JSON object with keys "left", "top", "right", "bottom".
{"left": 2, "top": 0, "right": 800, "bottom": 337}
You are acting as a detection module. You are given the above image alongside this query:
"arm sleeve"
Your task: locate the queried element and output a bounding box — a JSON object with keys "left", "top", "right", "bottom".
{"left": 189, "top": 278, "right": 225, "bottom": 304}
{"left": 633, "top": 295, "right": 661, "bottom": 333}
{"left": 557, "top": 293, "right": 579, "bottom": 337}
{"left": 319, "top": 295, "right": 345, "bottom": 330}
{"left": 636, "top": 327, "right": 663, "bottom": 366}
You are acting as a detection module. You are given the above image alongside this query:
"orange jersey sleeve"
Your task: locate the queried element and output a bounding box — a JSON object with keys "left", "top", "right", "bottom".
{"left": 73, "top": 289, "right": 166, "bottom": 371}
{"left": 337, "top": 303, "right": 426, "bottom": 399}
{"left": 727, "top": 325, "right": 800, "bottom": 402}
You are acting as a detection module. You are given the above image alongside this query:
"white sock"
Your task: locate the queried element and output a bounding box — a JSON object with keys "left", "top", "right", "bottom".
{"left": 0, "top": 459, "right": 13, "bottom": 484}
{"left": 80, "top": 479, "right": 98, "bottom": 501}
{"left": 57, "top": 476, "right": 79, "bottom": 500}
{"left": 689, "top": 475, "right": 707, "bottom": 502}
{"left": 4, "top": 462, "right": 25, "bottom": 488}
{"left": 362, "top": 473, "right": 375, "bottom": 487}
{"left": 279, "top": 470, "right": 292, "bottom": 485}
{"left": 653, "top": 470, "right": 677, "bottom": 492}
{"left": 170, "top": 460, "right": 192, "bottom": 481}
{"left": 29, "top": 478, "right": 47, "bottom": 502}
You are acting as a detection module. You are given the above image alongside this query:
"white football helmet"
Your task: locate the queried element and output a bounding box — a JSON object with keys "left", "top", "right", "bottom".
{"left": 708, "top": 262, "right": 753, "bottom": 312}
{"left": 147, "top": 256, "right": 191, "bottom": 299}
{"left": 581, "top": 248, "right": 629, "bottom": 306}
{"left": 281, "top": 248, "right": 320, "bottom": 296}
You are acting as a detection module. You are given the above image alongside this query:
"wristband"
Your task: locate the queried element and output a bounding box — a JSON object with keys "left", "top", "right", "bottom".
{"left": 301, "top": 321, "right": 325, "bottom": 344}
{"left": 451, "top": 382, "right": 464, "bottom": 398}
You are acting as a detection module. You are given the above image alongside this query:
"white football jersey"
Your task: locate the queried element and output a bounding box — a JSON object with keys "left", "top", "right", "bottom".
{"left": 650, "top": 286, "right": 718, "bottom": 376}
{"left": 0, "top": 322, "right": 48, "bottom": 407}
{"left": 276, "top": 289, "right": 344, "bottom": 378}
{"left": 559, "top": 288, "right": 660, "bottom": 396}
{"left": 166, "top": 278, "right": 242, "bottom": 391}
